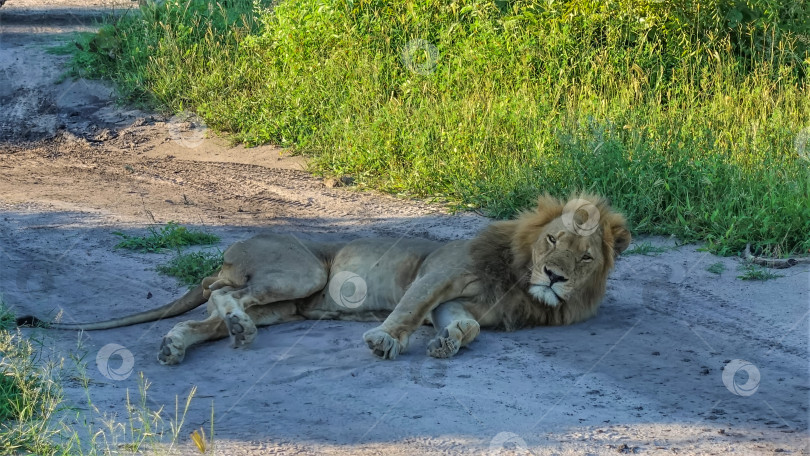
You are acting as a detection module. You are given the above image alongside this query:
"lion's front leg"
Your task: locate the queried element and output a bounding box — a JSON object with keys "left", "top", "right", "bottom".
{"left": 363, "top": 274, "right": 469, "bottom": 360}
{"left": 427, "top": 301, "right": 480, "bottom": 359}
{"left": 363, "top": 327, "right": 409, "bottom": 359}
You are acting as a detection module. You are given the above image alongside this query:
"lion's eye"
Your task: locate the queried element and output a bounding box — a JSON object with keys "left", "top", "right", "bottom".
{"left": 547, "top": 234, "right": 556, "bottom": 245}
{"left": 581, "top": 253, "right": 593, "bottom": 262}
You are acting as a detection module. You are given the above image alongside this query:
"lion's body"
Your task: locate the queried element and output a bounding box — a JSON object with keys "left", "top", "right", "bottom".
{"left": 22, "top": 194, "right": 630, "bottom": 364}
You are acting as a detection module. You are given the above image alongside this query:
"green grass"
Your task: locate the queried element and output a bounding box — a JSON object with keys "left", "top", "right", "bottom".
{"left": 112, "top": 222, "right": 222, "bottom": 286}
{"left": 113, "top": 222, "right": 219, "bottom": 253}
{"left": 707, "top": 262, "right": 726, "bottom": 275}
{"left": 737, "top": 263, "right": 782, "bottom": 281}
{"left": 157, "top": 250, "right": 224, "bottom": 288}
{"left": 624, "top": 241, "right": 670, "bottom": 256}
{"left": 0, "top": 296, "right": 14, "bottom": 330}
{"left": 1, "top": 295, "right": 210, "bottom": 454}
{"left": 0, "top": 298, "right": 63, "bottom": 455}
{"left": 69, "top": 0, "right": 810, "bottom": 255}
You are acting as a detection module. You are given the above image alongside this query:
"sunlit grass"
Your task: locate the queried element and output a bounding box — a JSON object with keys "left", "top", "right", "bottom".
{"left": 68, "top": 0, "right": 810, "bottom": 255}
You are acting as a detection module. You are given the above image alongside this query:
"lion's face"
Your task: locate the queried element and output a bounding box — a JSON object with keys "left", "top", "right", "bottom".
{"left": 527, "top": 218, "right": 608, "bottom": 307}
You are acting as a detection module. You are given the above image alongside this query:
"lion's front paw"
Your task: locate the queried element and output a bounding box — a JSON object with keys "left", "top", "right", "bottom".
{"left": 427, "top": 327, "right": 461, "bottom": 358}
{"left": 363, "top": 327, "right": 406, "bottom": 360}
{"left": 158, "top": 336, "right": 185, "bottom": 365}
{"left": 225, "top": 311, "right": 257, "bottom": 348}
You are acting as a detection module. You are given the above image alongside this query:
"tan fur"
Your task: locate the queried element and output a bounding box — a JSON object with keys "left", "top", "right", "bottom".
{"left": 22, "top": 195, "right": 630, "bottom": 364}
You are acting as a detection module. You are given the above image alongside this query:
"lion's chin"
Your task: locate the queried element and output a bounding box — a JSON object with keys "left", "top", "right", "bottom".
{"left": 528, "top": 284, "right": 562, "bottom": 307}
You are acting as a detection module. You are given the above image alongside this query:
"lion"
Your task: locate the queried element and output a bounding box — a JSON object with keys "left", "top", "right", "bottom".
{"left": 18, "top": 194, "right": 630, "bottom": 365}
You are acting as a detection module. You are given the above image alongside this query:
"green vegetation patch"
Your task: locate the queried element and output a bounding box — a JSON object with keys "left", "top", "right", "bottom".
{"left": 707, "top": 262, "right": 726, "bottom": 275}
{"left": 737, "top": 263, "right": 783, "bottom": 281}
{"left": 113, "top": 221, "right": 219, "bottom": 253}
{"left": 157, "top": 250, "right": 224, "bottom": 288}
{"left": 624, "top": 241, "right": 671, "bottom": 256}
{"left": 72, "top": 0, "right": 810, "bottom": 255}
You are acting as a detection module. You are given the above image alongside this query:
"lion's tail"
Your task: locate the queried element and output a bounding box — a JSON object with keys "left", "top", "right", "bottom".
{"left": 16, "top": 281, "right": 210, "bottom": 331}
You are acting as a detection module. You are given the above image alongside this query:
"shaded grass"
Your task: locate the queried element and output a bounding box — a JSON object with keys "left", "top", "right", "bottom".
{"left": 624, "top": 241, "right": 670, "bottom": 256}
{"left": 113, "top": 222, "right": 219, "bottom": 253}
{"left": 737, "top": 263, "right": 782, "bottom": 281}
{"left": 157, "top": 250, "right": 224, "bottom": 288}
{"left": 111, "top": 222, "right": 223, "bottom": 286}
{"left": 707, "top": 262, "right": 726, "bottom": 275}
{"left": 70, "top": 0, "right": 810, "bottom": 255}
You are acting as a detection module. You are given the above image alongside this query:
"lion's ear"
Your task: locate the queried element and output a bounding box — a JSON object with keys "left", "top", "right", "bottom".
{"left": 609, "top": 216, "right": 631, "bottom": 255}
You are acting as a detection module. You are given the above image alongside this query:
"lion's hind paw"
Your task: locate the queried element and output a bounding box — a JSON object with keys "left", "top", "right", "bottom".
{"left": 225, "top": 311, "right": 257, "bottom": 348}
{"left": 158, "top": 336, "right": 185, "bottom": 365}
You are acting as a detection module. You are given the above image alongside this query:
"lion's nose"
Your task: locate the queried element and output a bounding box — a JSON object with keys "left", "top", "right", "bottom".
{"left": 544, "top": 266, "right": 567, "bottom": 285}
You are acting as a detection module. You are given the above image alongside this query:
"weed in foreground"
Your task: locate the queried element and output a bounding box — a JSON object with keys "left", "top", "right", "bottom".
{"left": 0, "top": 297, "right": 14, "bottom": 330}
{"left": 2, "top": 295, "right": 212, "bottom": 454}
{"left": 0, "top": 297, "right": 63, "bottom": 455}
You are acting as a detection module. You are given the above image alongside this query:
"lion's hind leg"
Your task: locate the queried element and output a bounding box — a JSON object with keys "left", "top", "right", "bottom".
{"left": 207, "top": 235, "right": 329, "bottom": 348}
{"left": 159, "top": 313, "right": 227, "bottom": 365}
{"left": 427, "top": 301, "right": 480, "bottom": 359}
{"left": 211, "top": 277, "right": 327, "bottom": 348}
{"left": 158, "top": 300, "right": 303, "bottom": 365}
{"left": 210, "top": 288, "right": 257, "bottom": 348}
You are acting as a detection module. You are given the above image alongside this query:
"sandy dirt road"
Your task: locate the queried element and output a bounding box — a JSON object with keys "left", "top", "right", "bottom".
{"left": 1, "top": 3, "right": 808, "bottom": 455}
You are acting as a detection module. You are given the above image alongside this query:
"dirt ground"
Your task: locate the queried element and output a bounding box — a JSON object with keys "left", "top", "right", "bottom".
{"left": 1, "top": 3, "right": 809, "bottom": 455}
